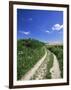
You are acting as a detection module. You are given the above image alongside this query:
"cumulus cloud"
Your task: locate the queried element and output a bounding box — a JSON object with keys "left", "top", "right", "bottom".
{"left": 45, "top": 30, "right": 50, "bottom": 33}
{"left": 19, "top": 31, "right": 30, "bottom": 35}
{"left": 52, "top": 24, "right": 63, "bottom": 31}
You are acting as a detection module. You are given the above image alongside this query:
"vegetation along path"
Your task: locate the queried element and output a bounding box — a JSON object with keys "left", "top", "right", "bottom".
{"left": 21, "top": 48, "right": 61, "bottom": 80}
{"left": 21, "top": 48, "right": 47, "bottom": 80}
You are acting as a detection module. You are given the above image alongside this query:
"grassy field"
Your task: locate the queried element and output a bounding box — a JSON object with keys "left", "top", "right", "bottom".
{"left": 46, "top": 45, "right": 63, "bottom": 78}
{"left": 17, "top": 38, "right": 45, "bottom": 80}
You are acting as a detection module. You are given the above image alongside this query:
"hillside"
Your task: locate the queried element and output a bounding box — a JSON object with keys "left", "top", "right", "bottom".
{"left": 17, "top": 38, "right": 45, "bottom": 80}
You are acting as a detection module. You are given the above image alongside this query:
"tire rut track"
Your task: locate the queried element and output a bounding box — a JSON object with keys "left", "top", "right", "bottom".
{"left": 21, "top": 48, "right": 61, "bottom": 80}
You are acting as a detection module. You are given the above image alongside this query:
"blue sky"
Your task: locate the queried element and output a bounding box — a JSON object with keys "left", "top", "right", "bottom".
{"left": 17, "top": 9, "right": 63, "bottom": 43}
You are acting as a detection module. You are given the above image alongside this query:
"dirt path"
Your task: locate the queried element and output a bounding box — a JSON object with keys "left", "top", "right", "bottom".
{"left": 31, "top": 50, "right": 61, "bottom": 80}
{"left": 31, "top": 58, "right": 48, "bottom": 80}
{"left": 21, "top": 49, "right": 47, "bottom": 80}
{"left": 50, "top": 54, "right": 61, "bottom": 79}
{"left": 31, "top": 50, "right": 50, "bottom": 80}
{"left": 21, "top": 48, "right": 61, "bottom": 80}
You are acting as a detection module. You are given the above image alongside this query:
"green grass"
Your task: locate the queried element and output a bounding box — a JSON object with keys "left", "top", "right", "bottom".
{"left": 17, "top": 38, "right": 45, "bottom": 80}
{"left": 45, "top": 52, "right": 54, "bottom": 79}
{"left": 47, "top": 45, "right": 63, "bottom": 78}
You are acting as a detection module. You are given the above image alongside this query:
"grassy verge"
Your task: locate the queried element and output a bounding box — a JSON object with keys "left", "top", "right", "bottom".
{"left": 17, "top": 39, "right": 45, "bottom": 80}
{"left": 47, "top": 45, "right": 63, "bottom": 78}
{"left": 45, "top": 52, "right": 54, "bottom": 79}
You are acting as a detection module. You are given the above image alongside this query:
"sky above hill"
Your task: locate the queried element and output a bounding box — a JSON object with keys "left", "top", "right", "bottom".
{"left": 17, "top": 9, "right": 63, "bottom": 44}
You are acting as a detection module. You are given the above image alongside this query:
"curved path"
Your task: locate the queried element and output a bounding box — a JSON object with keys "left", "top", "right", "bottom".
{"left": 32, "top": 57, "right": 48, "bottom": 80}
{"left": 21, "top": 48, "right": 61, "bottom": 80}
{"left": 21, "top": 48, "right": 47, "bottom": 80}
{"left": 50, "top": 54, "right": 61, "bottom": 79}
{"left": 31, "top": 50, "right": 61, "bottom": 79}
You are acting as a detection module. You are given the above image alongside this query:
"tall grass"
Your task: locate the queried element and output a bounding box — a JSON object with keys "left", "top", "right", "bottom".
{"left": 17, "top": 39, "right": 45, "bottom": 80}
{"left": 45, "top": 52, "right": 54, "bottom": 79}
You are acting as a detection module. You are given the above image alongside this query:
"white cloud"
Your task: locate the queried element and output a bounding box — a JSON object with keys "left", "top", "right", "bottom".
{"left": 23, "top": 32, "right": 30, "bottom": 35}
{"left": 45, "top": 30, "right": 50, "bottom": 33}
{"left": 19, "top": 31, "right": 30, "bottom": 35}
{"left": 52, "top": 24, "right": 63, "bottom": 31}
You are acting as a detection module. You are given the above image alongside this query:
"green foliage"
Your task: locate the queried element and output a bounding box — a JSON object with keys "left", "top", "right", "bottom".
{"left": 17, "top": 39, "right": 45, "bottom": 80}
{"left": 45, "top": 52, "right": 54, "bottom": 79}
{"left": 47, "top": 45, "right": 63, "bottom": 78}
